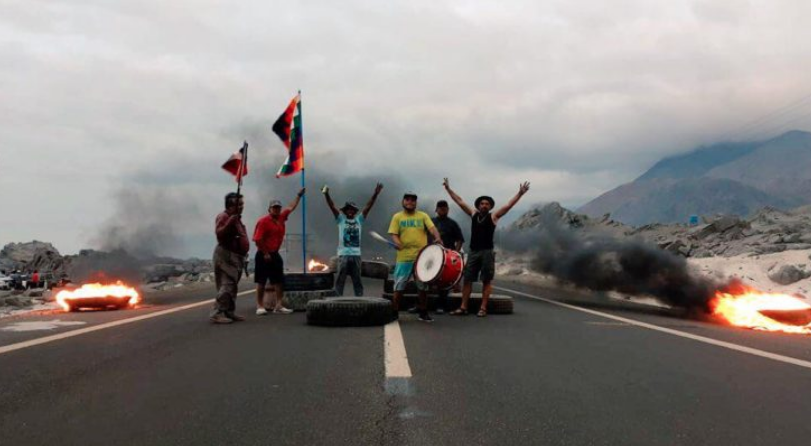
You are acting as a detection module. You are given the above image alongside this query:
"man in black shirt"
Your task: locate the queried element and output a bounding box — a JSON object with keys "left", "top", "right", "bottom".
{"left": 443, "top": 178, "right": 530, "bottom": 317}
{"left": 432, "top": 200, "right": 464, "bottom": 313}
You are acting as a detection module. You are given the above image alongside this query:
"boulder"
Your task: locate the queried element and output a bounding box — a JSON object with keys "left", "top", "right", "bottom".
{"left": 768, "top": 265, "right": 811, "bottom": 286}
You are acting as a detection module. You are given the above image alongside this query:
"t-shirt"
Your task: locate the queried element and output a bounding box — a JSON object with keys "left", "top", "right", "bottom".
{"left": 253, "top": 209, "right": 292, "bottom": 254}
{"left": 215, "top": 211, "right": 249, "bottom": 255}
{"left": 387, "top": 210, "right": 435, "bottom": 263}
{"left": 336, "top": 214, "right": 365, "bottom": 256}
{"left": 433, "top": 216, "right": 464, "bottom": 250}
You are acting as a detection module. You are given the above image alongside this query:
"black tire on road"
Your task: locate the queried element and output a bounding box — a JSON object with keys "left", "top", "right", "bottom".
{"left": 283, "top": 289, "right": 338, "bottom": 311}
{"left": 361, "top": 261, "right": 390, "bottom": 280}
{"left": 280, "top": 272, "right": 335, "bottom": 292}
{"left": 449, "top": 293, "right": 514, "bottom": 314}
{"left": 307, "top": 297, "right": 396, "bottom": 327}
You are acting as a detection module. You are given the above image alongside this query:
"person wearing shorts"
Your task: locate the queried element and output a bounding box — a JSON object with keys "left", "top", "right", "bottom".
{"left": 388, "top": 192, "right": 443, "bottom": 322}
{"left": 443, "top": 178, "right": 530, "bottom": 317}
{"left": 253, "top": 189, "right": 304, "bottom": 315}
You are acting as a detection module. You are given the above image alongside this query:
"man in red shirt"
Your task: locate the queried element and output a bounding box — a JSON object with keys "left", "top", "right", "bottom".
{"left": 253, "top": 188, "right": 305, "bottom": 315}
{"left": 211, "top": 192, "right": 250, "bottom": 324}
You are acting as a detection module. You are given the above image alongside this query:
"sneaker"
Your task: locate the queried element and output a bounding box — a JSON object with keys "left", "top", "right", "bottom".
{"left": 407, "top": 306, "right": 419, "bottom": 314}
{"left": 210, "top": 313, "right": 233, "bottom": 324}
{"left": 256, "top": 308, "right": 269, "bottom": 316}
{"left": 435, "top": 308, "right": 445, "bottom": 315}
{"left": 273, "top": 307, "right": 294, "bottom": 315}
{"left": 418, "top": 312, "right": 434, "bottom": 323}
{"left": 227, "top": 313, "right": 246, "bottom": 322}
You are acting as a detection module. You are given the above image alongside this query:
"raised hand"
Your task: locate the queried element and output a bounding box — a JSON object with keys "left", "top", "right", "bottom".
{"left": 298, "top": 187, "right": 306, "bottom": 197}
{"left": 374, "top": 182, "right": 384, "bottom": 195}
{"left": 519, "top": 182, "right": 530, "bottom": 195}
{"left": 443, "top": 177, "right": 451, "bottom": 190}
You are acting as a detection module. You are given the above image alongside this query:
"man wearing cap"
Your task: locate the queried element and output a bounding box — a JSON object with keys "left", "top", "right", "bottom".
{"left": 323, "top": 182, "right": 384, "bottom": 296}
{"left": 432, "top": 200, "right": 465, "bottom": 313}
{"left": 388, "top": 192, "right": 443, "bottom": 322}
{"left": 211, "top": 192, "right": 249, "bottom": 324}
{"left": 253, "top": 188, "right": 305, "bottom": 315}
{"left": 443, "top": 178, "right": 530, "bottom": 317}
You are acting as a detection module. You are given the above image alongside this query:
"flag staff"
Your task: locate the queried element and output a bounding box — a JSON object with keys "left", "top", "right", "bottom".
{"left": 236, "top": 140, "right": 248, "bottom": 196}
{"left": 299, "top": 90, "right": 307, "bottom": 273}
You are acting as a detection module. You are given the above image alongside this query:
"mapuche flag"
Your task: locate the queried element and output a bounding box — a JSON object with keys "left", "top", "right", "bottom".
{"left": 272, "top": 93, "right": 304, "bottom": 177}
{"left": 221, "top": 141, "right": 249, "bottom": 182}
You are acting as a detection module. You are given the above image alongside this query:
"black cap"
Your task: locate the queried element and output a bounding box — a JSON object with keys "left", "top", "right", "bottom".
{"left": 403, "top": 191, "right": 418, "bottom": 200}
{"left": 436, "top": 200, "right": 449, "bottom": 208}
{"left": 475, "top": 196, "right": 495, "bottom": 208}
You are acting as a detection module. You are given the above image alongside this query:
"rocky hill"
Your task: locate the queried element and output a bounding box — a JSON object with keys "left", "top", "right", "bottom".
{"left": 579, "top": 130, "right": 811, "bottom": 225}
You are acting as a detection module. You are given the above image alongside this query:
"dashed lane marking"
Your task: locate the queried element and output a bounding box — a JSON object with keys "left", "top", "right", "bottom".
{"left": 384, "top": 320, "right": 412, "bottom": 378}
{"left": 496, "top": 286, "right": 811, "bottom": 371}
{"left": 0, "top": 290, "right": 254, "bottom": 356}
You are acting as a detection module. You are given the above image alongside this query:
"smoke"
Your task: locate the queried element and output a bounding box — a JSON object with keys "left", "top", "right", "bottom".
{"left": 501, "top": 222, "right": 722, "bottom": 311}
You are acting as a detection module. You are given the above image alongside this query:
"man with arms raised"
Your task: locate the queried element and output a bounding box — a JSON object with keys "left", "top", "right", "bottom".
{"left": 444, "top": 178, "right": 530, "bottom": 317}
{"left": 388, "top": 192, "right": 443, "bottom": 323}
{"left": 211, "top": 192, "right": 249, "bottom": 324}
{"left": 253, "top": 188, "right": 305, "bottom": 315}
{"left": 322, "top": 182, "right": 384, "bottom": 296}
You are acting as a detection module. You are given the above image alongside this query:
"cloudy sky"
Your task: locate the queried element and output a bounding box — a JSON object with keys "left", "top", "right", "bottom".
{"left": 2, "top": 0, "right": 811, "bottom": 258}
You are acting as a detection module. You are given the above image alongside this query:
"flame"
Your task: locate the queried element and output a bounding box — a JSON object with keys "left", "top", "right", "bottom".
{"left": 711, "top": 286, "right": 811, "bottom": 334}
{"left": 308, "top": 259, "right": 329, "bottom": 272}
{"left": 55, "top": 281, "right": 140, "bottom": 311}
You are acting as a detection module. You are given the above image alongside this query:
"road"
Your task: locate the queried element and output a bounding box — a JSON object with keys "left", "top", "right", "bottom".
{"left": 1, "top": 278, "right": 811, "bottom": 445}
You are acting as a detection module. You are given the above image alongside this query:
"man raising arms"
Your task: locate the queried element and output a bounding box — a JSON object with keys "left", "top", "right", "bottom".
{"left": 388, "top": 192, "right": 443, "bottom": 323}
{"left": 444, "top": 178, "right": 530, "bottom": 317}
{"left": 253, "top": 188, "right": 305, "bottom": 315}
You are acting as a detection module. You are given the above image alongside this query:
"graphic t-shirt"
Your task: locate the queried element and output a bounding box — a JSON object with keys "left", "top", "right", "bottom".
{"left": 337, "top": 214, "right": 364, "bottom": 256}
{"left": 387, "top": 211, "right": 435, "bottom": 263}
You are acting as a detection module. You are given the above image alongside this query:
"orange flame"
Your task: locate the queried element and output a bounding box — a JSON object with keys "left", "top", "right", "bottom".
{"left": 55, "top": 282, "right": 140, "bottom": 311}
{"left": 711, "top": 286, "right": 811, "bottom": 335}
{"left": 308, "top": 259, "right": 329, "bottom": 272}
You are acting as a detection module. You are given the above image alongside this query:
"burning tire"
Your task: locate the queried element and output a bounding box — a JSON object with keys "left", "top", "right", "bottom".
{"left": 282, "top": 272, "right": 335, "bottom": 292}
{"left": 361, "top": 261, "right": 390, "bottom": 280}
{"left": 283, "top": 289, "right": 338, "bottom": 312}
{"left": 306, "top": 297, "right": 396, "bottom": 327}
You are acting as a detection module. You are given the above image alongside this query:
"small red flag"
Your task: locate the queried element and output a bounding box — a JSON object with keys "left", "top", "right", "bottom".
{"left": 222, "top": 141, "right": 249, "bottom": 182}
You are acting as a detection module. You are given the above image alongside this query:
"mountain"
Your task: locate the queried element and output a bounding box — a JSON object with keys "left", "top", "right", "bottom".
{"left": 579, "top": 131, "right": 811, "bottom": 225}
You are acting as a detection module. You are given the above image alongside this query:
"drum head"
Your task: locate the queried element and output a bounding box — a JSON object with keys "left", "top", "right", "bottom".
{"left": 416, "top": 245, "right": 444, "bottom": 282}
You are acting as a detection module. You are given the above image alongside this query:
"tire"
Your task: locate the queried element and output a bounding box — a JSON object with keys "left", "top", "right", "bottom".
{"left": 283, "top": 289, "right": 338, "bottom": 311}
{"left": 282, "top": 272, "right": 335, "bottom": 291}
{"left": 381, "top": 292, "right": 446, "bottom": 311}
{"left": 361, "top": 261, "right": 390, "bottom": 280}
{"left": 383, "top": 279, "right": 419, "bottom": 294}
{"left": 307, "top": 297, "right": 396, "bottom": 327}
{"left": 449, "top": 293, "right": 514, "bottom": 314}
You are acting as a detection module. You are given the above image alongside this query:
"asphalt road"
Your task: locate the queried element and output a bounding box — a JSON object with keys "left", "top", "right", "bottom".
{"left": 1, "top": 278, "right": 811, "bottom": 445}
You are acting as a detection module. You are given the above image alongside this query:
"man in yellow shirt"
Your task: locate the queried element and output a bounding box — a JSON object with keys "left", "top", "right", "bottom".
{"left": 388, "top": 192, "right": 443, "bottom": 322}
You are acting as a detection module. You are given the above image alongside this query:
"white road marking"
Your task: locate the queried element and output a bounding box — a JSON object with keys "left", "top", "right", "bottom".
{"left": 0, "top": 290, "right": 254, "bottom": 356}
{"left": 496, "top": 286, "right": 811, "bottom": 371}
{"left": 1, "top": 320, "right": 87, "bottom": 332}
{"left": 384, "top": 320, "right": 412, "bottom": 378}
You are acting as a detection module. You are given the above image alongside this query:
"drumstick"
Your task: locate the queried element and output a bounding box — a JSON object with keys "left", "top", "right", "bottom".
{"left": 369, "top": 230, "right": 398, "bottom": 249}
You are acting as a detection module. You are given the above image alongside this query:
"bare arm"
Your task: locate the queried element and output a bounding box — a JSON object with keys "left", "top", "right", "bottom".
{"left": 443, "top": 178, "right": 474, "bottom": 216}
{"left": 391, "top": 234, "right": 403, "bottom": 250}
{"left": 362, "top": 182, "right": 384, "bottom": 218}
{"left": 322, "top": 187, "right": 339, "bottom": 218}
{"left": 288, "top": 188, "right": 306, "bottom": 213}
{"left": 429, "top": 226, "right": 444, "bottom": 246}
{"left": 494, "top": 182, "right": 531, "bottom": 221}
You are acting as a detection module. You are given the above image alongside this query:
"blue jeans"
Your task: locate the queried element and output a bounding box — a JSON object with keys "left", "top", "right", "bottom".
{"left": 335, "top": 255, "right": 363, "bottom": 296}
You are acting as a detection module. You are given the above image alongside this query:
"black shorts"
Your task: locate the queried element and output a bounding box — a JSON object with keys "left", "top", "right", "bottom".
{"left": 464, "top": 249, "right": 495, "bottom": 283}
{"left": 255, "top": 251, "right": 285, "bottom": 285}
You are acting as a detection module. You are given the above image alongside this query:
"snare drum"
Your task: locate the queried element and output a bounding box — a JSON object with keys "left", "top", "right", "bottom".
{"left": 415, "top": 244, "right": 464, "bottom": 290}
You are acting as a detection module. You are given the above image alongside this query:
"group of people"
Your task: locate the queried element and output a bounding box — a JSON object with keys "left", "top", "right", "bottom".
{"left": 209, "top": 178, "right": 530, "bottom": 324}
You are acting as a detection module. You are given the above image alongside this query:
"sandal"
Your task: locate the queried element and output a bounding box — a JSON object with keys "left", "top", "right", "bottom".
{"left": 477, "top": 308, "right": 487, "bottom": 318}
{"left": 449, "top": 308, "right": 468, "bottom": 316}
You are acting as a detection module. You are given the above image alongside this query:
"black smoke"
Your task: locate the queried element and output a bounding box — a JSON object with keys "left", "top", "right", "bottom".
{"left": 501, "top": 223, "right": 721, "bottom": 311}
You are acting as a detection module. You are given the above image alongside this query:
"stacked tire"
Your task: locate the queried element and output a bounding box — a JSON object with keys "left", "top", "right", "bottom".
{"left": 269, "top": 272, "right": 336, "bottom": 311}
{"left": 307, "top": 297, "right": 396, "bottom": 326}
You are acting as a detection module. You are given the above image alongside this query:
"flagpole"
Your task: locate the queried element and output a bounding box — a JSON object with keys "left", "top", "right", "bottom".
{"left": 236, "top": 140, "right": 248, "bottom": 196}
{"left": 299, "top": 90, "right": 307, "bottom": 273}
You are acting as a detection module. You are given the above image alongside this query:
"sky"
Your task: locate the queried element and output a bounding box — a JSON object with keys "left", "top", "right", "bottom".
{"left": 2, "top": 0, "right": 811, "bottom": 258}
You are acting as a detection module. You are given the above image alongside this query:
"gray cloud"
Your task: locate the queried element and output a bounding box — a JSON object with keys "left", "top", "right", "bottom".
{"left": 2, "top": 0, "right": 811, "bottom": 255}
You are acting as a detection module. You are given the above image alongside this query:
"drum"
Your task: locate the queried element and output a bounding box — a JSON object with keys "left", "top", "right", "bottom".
{"left": 415, "top": 245, "right": 464, "bottom": 290}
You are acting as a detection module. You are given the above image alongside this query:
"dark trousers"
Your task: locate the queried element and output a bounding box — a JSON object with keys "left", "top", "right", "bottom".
{"left": 212, "top": 245, "right": 245, "bottom": 316}
{"left": 335, "top": 255, "right": 363, "bottom": 297}
{"left": 436, "top": 288, "right": 451, "bottom": 311}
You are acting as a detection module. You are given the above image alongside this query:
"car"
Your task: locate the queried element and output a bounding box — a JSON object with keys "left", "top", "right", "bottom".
{"left": 0, "top": 274, "right": 11, "bottom": 291}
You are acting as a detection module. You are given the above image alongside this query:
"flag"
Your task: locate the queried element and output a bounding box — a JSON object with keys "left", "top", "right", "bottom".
{"left": 272, "top": 93, "right": 304, "bottom": 177}
{"left": 221, "top": 141, "right": 249, "bottom": 182}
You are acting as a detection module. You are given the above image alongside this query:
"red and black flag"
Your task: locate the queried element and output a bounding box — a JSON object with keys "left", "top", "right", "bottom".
{"left": 272, "top": 93, "right": 304, "bottom": 177}
{"left": 221, "top": 141, "right": 249, "bottom": 182}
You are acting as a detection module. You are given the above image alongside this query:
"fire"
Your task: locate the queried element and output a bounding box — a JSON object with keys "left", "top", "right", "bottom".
{"left": 55, "top": 282, "right": 140, "bottom": 311}
{"left": 308, "top": 259, "right": 329, "bottom": 272}
{"left": 711, "top": 286, "right": 811, "bottom": 335}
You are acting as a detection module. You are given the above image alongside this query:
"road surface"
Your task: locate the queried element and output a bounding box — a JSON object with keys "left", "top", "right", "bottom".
{"left": 1, "top": 279, "right": 810, "bottom": 445}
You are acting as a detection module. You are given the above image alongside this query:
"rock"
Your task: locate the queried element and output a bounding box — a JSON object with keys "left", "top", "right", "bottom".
{"left": 783, "top": 233, "right": 802, "bottom": 244}
{"left": 25, "top": 289, "right": 44, "bottom": 297}
{"left": 768, "top": 265, "right": 811, "bottom": 286}
{"left": 0, "top": 295, "right": 33, "bottom": 308}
